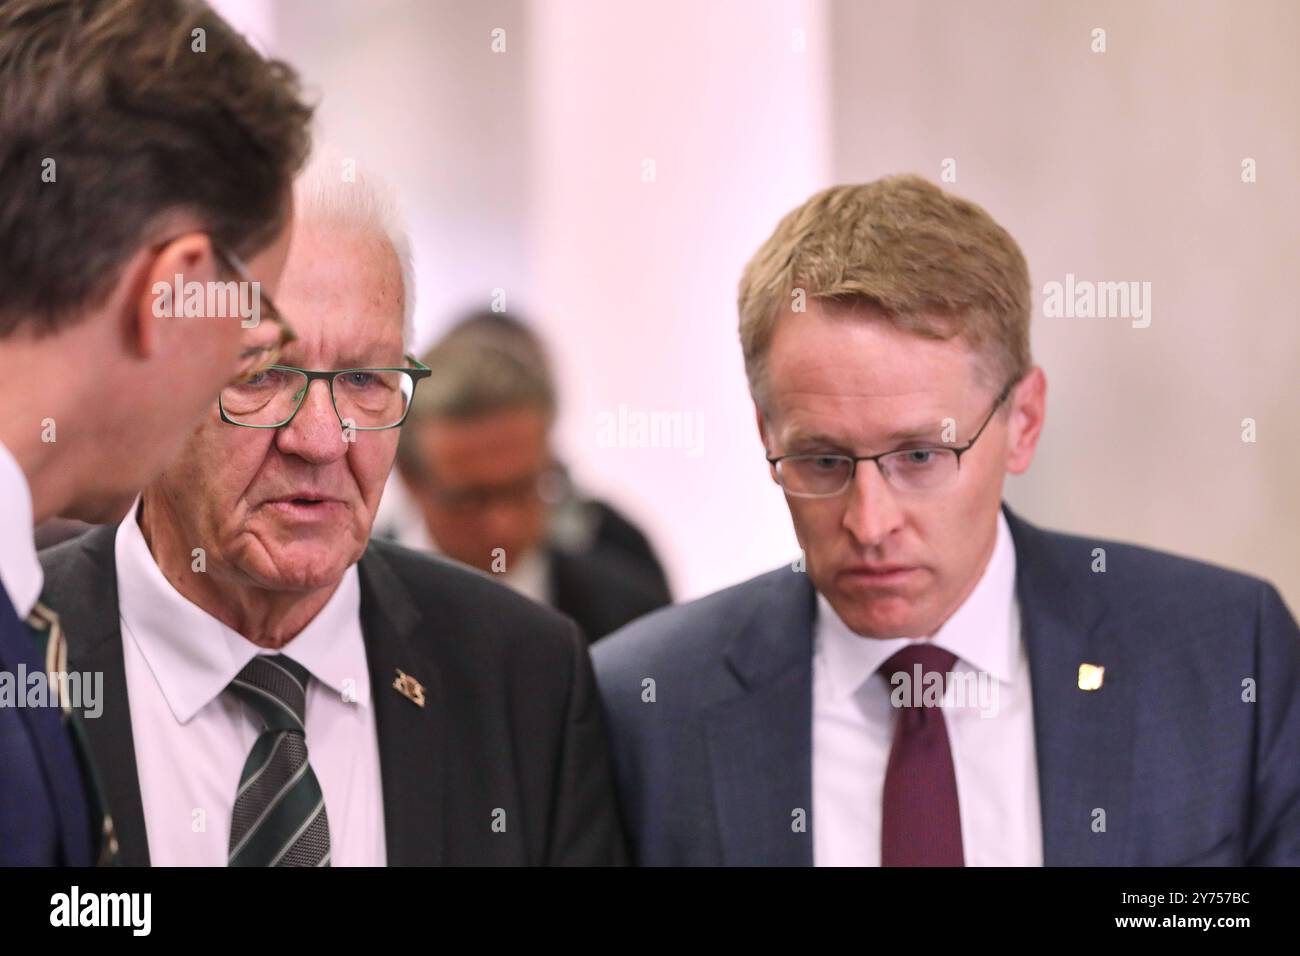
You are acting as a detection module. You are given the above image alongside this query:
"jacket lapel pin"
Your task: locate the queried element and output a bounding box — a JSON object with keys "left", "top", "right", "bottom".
{"left": 1077, "top": 663, "right": 1105, "bottom": 691}
{"left": 393, "top": 668, "right": 426, "bottom": 707}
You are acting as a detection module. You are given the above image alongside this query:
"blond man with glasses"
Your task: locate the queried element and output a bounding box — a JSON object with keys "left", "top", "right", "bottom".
{"left": 593, "top": 174, "right": 1300, "bottom": 868}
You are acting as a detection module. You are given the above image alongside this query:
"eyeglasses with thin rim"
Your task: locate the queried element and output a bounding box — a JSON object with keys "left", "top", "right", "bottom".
{"left": 148, "top": 233, "right": 298, "bottom": 385}
{"left": 766, "top": 376, "right": 1020, "bottom": 498}
{"left": 218, "top": 355, "right": 433, "bottom": 430}
{"left": 210, "top": 241, "right": 298, "bottom": 384}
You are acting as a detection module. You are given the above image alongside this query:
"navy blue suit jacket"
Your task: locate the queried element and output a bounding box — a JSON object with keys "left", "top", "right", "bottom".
{"left": 592, "top": 506, "right": 1300, "bottom": 865}
{"left": 0, "top": 584, "right": 91, "bottom": 865}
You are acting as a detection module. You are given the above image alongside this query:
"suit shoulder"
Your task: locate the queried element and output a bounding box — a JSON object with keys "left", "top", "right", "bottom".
{"left": 1032, "top": 522, "right": 1267, "bottom": 602}
{"left": 553, "top": 546, "right": 668, "bottom": 606}
{"left": 1017, "top": 517, "right": 1283, "bottom": 636}
{"left": 592, "top": 565, "right": 792, "bottom": 680}
{"left": 39, "top": 525, "right": 115, "bottom": 593}
{"left": 364, "top": 539, "right": 583, "bottom": 662}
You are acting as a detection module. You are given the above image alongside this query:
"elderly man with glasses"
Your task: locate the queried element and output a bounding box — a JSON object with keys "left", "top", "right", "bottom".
{"left": 592, "top": 174, "right": 1300, "bottom": 867}
{"left": 38, "top": 164, "right": 626, "bottom": 867}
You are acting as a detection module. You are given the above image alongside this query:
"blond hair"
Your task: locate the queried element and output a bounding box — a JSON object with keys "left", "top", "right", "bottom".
{"left": 737, "top": 174, "right": 1031, "bottom": 410}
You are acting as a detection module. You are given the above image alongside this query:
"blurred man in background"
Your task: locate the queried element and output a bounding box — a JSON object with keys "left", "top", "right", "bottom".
{"left": 390, "top": 312, "right": 671, "bottom": 642}
{"left": 0, "top": 0, "right": 312, "bottom": 866}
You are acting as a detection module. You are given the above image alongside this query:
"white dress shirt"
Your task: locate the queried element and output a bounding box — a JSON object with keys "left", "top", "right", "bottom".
{"left": 0, "top": 440, "right": 42, "bottom": 619}
{"left": 812, "top": 510, "right": 1043, "bottom": 866}
{"left": 115, "top": 508, "right": 386, "bottom": 866}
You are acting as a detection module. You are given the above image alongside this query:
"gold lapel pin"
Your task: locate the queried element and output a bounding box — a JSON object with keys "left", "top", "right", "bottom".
{"left": 393, "top": 669, "right": 426, "bottom": 708}
{"left": 1077, "top": 663, "right": 1105, "bottom": 691}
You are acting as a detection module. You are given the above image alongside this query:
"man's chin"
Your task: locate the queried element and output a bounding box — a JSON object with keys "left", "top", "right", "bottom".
{"left": 246, "top": 556, "right": 353, "bottom": 592}
{"left": 825, "top": 589, "right": 933, "bottom": 640}
{"left": 237, "top": 535, "right": 363, "bottom": 592}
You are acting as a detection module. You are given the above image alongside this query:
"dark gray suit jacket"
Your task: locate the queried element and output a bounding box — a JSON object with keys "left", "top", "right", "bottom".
{"left": 40, "top": 525, "right": 627, "bottom": 866}
{"left": 592, "top": 505, "right": 1300, "bottom": 866}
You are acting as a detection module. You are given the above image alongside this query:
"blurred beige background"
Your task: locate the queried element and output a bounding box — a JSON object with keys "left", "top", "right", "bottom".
{"left": 215, "top": 0, "right": 1299, "bottom": 610}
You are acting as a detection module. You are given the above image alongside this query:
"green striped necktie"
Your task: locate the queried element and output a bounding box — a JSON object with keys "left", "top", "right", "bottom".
{"left": 225, "top": 654, "right": 330, "bottom": 867}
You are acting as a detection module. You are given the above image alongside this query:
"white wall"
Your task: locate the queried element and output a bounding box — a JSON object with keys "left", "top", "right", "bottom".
{"left": 523, "top": 0, "right": 832, "bottom": 596}
{"left": 212, "top": 0, "right": 1299, "bottom": 609}
{"left": 830, "top": 0, "right": 1300, "bottom": 607}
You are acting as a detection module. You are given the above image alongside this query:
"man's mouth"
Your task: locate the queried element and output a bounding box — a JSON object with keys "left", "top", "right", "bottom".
{"left": 264, "top": 495, "right": 344, "bottom": 518}
{"left": 839, "top": 564, "right": 921, "bottom": 586}
{"left": 269, "top": 495, "right": 329, "bottom": 503}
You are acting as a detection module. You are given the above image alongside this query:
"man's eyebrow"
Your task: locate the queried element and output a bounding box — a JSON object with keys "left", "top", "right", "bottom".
{"left": 335, "top": 351, "right": 405, "bottom": 368}
{"left": 881, "top": 424, "right": 942, "bottom": 443}
{"left": 784, "top": 431, "right": 849, "bottom": 449}
{"left": 785, "top": 424, "right": 939, "bottom": 449}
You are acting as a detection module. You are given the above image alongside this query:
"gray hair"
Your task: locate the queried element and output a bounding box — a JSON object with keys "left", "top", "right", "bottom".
{"left": 293, "top": 153, "right": 416, "bottom": 346}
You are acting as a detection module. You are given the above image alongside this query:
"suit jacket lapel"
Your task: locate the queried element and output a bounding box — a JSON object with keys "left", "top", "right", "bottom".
{"left": 705, "top": 568, "right": 816, "bottom": 866}
{"left": 45, "top": 525, "right": 151, "bottom": 866}
{"left": 50, "top": 531, "right": 452, "bottom": 866}
{"left": 702, "top": 509, "right": 1135, "bottom": 867}
{"left": 357, "top": 544, "right": 444, "bottom": 866}
{"left": 1005, "top": 505, "right": 1135, "bottom": 865}
{"left": 0, "top": 591, "right": 92, "bottom": 865}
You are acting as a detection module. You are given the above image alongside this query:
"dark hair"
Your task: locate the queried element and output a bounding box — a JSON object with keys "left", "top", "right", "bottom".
{"left": 0, "top": 0, "right": 315, "bottom": 336}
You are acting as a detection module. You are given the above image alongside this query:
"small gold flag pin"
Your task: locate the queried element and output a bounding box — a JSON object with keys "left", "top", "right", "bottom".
{"left": 1077, "top": 663, "right": 1105, "bottom": 691}
{"left": 393, "top": 669, "right": 426, "bottom": 707}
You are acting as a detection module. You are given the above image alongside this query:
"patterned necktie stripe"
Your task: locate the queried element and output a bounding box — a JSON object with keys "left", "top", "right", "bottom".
{"left": 25, "top": 601, "right": 119, "bottom": 866}
{"left": 229, "top": 733, "right": 306, "bottom": 850}
{"left": 230, "top": 758, "right": 323, "bottom": 865}
{"left": 236, "top": 731, "right": 289, "bottom": 799}
{"left": 228, "top": 677, "right": 304, "bottom": 732}
{"left": 268, "top": 797, "right": 329, "bottom": 867}
{"left": 225, "top": 655, "right": 330, "bottom": 867}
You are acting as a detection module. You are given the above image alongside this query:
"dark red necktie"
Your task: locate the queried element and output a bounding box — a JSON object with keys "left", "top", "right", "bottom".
{"left": 879, "top": 644, "right": 965, "bottom": 866}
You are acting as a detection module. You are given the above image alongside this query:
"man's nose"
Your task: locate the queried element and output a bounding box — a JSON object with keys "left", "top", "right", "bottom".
{"left": 840, "top": 460, "right": 904, "bottom": 549}
{"left": 274, "top": 379, "right": 349, "bottom": 463}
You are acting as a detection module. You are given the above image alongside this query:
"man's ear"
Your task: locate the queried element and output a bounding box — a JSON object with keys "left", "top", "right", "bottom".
{"left": 120, "top": 232, "right": 220, "bottom": 360}
{"left": 1005, "top": 366, "right": 1047, "bottom": 474}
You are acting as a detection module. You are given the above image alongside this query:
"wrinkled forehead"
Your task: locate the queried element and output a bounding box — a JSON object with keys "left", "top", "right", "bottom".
{"left": 274, "top": 221, "right": 406, "bottom": 367}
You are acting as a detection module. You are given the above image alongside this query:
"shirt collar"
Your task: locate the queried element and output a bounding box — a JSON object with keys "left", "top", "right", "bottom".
{"left": 499, "top": 546, "right": 551, "bottom": 604}
{"left": 0, "top": 439, "right": 43, "bottom": 618}
{"left": 115, "top": 502, "right": 368, "bottom": 724}
{"left": 816, "top": 509, "right": 1018, "bottom": 699}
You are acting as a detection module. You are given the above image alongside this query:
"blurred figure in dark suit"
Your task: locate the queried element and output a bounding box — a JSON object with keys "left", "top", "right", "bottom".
{"left": 391, "top": 312, "right": 670, "bottom": 641}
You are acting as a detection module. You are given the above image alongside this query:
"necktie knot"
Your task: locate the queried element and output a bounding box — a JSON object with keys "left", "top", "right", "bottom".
{"left": 879, "top": 643, "right": 958, "bottom": 702}
{"left": 227, "top": 654, "right": 309, "bottom": 732}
